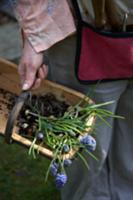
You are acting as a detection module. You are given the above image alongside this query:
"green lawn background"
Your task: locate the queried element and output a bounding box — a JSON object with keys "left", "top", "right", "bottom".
{"left": 0, "top": 137, "right": 60, "bottom": 200}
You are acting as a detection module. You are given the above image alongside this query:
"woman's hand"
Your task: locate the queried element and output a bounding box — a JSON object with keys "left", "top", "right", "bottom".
{"left": 18, "top": 38, "right": 48, "bottom": 90}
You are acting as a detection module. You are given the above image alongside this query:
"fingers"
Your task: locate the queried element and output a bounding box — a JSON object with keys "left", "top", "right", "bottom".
{"left": 22, "top": 65, "right": 37, "bottom": 90}
{"left": 32, "top": 78, "right": 42, "bottom": 90}
{"left": 18, "top": 64, "right": 48, "bottom": 91}
{"left": 32, "top": 65, "right": 48, "bottom": 90}
{"left": 18, "top": 39, "right": 44, "bottom": 91}
{"left": 38, "top": 65, "right": 45, "bottom": 80}
{"left": 18, "top": 63, "right": 25, "bottom": 86}
{"left": 42, "top": 64, "right": 48, "bottom": 78}
{"left": 38, "top": 64, "right": 48, "bottom": 80}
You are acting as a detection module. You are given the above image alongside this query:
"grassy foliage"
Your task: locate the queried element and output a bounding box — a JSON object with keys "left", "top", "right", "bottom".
{"left": 0, "top": 137, "right": 60, "bottom": 200}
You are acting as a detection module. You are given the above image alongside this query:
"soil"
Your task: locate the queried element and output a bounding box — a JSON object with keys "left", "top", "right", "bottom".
{"left": 0, "top": 89, "right": 70, "bottom": 141}
{"left": 0, "top": 88, "right": 17, "bottom": 117}
{"left": 0, "top": 88, "right": 70, "bottom": 138}
{"left": 18, "top": 93, "right": 70, "bottom": 138}
{"left": 25, "top": 93, "right": 69, "bottom": 118}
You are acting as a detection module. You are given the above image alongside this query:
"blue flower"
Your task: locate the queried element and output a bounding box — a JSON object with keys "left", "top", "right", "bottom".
{"left": 50, "top": 162, "right": 59, "bottom": 176}
{"left": 80, "top": 135, "right": 96, "bottom": 151}
{"left": 64, "top": 159, "right": 72, "bottom": 167}
{"left": 36, "top": 132, "right": 44, "bottom": 141}
{"left": 63, "top": 144, "right": 70, "bottom": 153}
{"left": 55, "top": 173, "right": 67, "bottom": 189}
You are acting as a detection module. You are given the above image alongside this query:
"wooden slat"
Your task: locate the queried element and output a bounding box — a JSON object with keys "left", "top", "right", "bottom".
{"left": 0, "top": 58, "right": 17, "bottom": 73}
{"left": 0, "top": 58, "right": 95, "bottom": 159}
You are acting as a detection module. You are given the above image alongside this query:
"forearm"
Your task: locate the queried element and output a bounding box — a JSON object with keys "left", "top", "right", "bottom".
{"left": 13, "top": 0, "right": 76, "bottom": 52}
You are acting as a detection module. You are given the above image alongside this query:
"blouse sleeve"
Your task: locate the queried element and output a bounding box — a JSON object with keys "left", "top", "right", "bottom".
{"left": 14, "top": 0, "right": 76, "bottom": 52}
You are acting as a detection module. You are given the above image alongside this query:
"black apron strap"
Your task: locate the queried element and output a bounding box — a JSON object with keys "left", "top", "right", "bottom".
{"left": 71, "top": 0, "right": 83, "bottom": 23}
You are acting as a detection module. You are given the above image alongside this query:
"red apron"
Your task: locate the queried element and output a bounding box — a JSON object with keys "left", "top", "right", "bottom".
{"left": 72, "top": 0, "right": 133, "bottom": 84}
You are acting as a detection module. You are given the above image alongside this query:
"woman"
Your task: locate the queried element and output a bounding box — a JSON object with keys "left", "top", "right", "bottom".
{"left": 12, "top": 0, "right": 133, "bottom": 199}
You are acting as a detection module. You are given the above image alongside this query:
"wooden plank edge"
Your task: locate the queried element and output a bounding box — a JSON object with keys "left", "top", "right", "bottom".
{"left": 0, "top": 116, "right": 95, "bottom": 160}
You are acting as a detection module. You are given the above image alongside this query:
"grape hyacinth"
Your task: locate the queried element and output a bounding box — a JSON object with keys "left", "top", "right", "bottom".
{"left": 80, "top": 135, "right": 96, "bottom": 151}
{"left": 19, "top": 91, "right": 118, "bottom": 190}
{"left": 36, "top": 132, "right": 44, "bottom": 141}
{"left": 55, "top": 173, "right": 68, "bottom": 189}
{"left": 63, "top": 144, "right": 70, "bottom": 153}
{"left": 64, "top": 159, "right": 72, "bottom": 167}
{"left": 50, "top": 162, "right": 59, "bottom": 176}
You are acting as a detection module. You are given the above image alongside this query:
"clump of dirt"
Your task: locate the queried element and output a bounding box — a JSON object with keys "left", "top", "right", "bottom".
{"left": 18, "top": 93, "right": 70, "bottom": 138}
{"left": 19, "top": 93, "right": 69, "bottom": 117}
{"left": 0, "top": 88, "right": 17, "bottom": 116}
{"left": 0, "top": 89, "right": 70, "bottom": 139}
